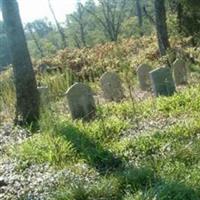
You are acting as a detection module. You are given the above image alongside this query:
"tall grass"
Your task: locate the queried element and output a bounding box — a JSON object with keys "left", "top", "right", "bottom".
{"left": 0, "top": 70, "right": 15, "bottom": 121}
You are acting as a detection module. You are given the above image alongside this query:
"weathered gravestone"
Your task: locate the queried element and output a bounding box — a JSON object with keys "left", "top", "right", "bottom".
{"left": 100, "top": 72, "right": 124, "bottom": 102}
{"left": 65, "top": 83, "right": 96, "bottom": 121}
{"left": 173, "top": 58, "right": 187, "bottom": 85}
{"left": 150, "top": 66, "right": 176, "bottom": 96}
{"left": 38, "top": 64, "right": 48, "bottom": 74}
{"left": 37, "top": 86, "right": 49, "bottom": 105}
{"left": 137, "top": 64, "right": 151, "bottom": 91}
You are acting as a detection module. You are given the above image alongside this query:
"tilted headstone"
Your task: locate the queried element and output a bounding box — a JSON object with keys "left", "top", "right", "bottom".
{"left": 38, "top": 64, "right": 48, "bottom": 73}
{"left": 100, "top": 72, "right": 124, "bottom": 102}
{"left": 137, "top": 64, "right": 151, "bottom": 91}
{"left": 37, "top": 86, "right": 49, "bottom": 105}
{"left": 173, "top": 59, "right": 187, "bottom": 85}
{"left": 150, "top": 66, "right": 176, "bottom": 96}
{"left": 65, "top": 82, "right": 96, "bottom": 121}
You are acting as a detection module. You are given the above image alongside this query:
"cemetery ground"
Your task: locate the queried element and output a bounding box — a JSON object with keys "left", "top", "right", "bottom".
{"left": 1, "top": 36, "right": 200, "bottom": 200}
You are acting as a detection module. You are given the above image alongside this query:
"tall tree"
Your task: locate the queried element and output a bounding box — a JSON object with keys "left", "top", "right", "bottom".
{"left": 154, "top": 0, "right": 170, "bottom": 56}
{"left": 0, "top": 21, "right": 12, "bottom": 68}
{"left": 26, "top": 19, "right": 53, "bottom": 38}
{"left": 135, "top": 0, "right": 143, "bottom": 36}
{"left": 2, "top": 0, "right": 40, "bottom": 124}
{"left": 178, "top": 0, "right": 200, "bottom": 44}
{"left": 85, "top": 0, "right": 129, "bottom": 41}
{"left": 48, "top": 0, "right": 67, "bottom": 48}
{"left": 70, "top": 2, "right": 87, "bottom": 47}
{"left": 25, "top": 23, "right": 45, "bottom": 58}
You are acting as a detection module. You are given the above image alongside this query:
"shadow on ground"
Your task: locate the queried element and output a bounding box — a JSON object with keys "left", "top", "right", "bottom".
{"left": 53, "top": 123, "right": 200, "bottom": 200}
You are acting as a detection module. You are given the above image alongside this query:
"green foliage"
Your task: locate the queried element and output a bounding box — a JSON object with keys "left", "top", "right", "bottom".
{"left": 13, "top": 133, "right": 76, "bottom": 167}
{"left": 0, "top": 70, "right": 15, "bottom": 120}
{"left": 123, "top": 182, "right": 199, "bottom": 200}
{"left": 12, "top": 103, "right": 129, "bottom": 170}
{"left": 16, "top": 0, "right": 154, "bottom": 59}
{"left": 154, "top": 182, "right": 199, "bottom": 200}
{"left": 1, "top": 14, "right": 200, "bottom": 198}
{"left": 122, "top": 167, "right": 155, "bottom": 190}
{"left": 52, "top": 176, "right": 123, "bottom": 200}
{"left": 172, "top": 0, "right": 200, "bottom": 43}
{"left": 26, "top": 18, "right": 53, "bottom": 38}
{"left": 6, "top": 83, "right": 200, "bottom": 199}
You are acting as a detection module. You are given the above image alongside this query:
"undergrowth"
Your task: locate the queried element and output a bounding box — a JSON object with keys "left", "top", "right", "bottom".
{"left": 1, "top": 35, "right": 200, "bottom": 200}
{"left": 7, "top": 84, "right": 200, "bottom": 200}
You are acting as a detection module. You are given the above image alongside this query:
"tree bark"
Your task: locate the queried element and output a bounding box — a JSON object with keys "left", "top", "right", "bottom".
{"left": 154, "top": 0, "right": 170, "bottom": 56}
{"left": 2, "top": 0, "right": 40, "bottom": 124}
{"left": 136, "top": 0, "right": 143, "bottom": 36}
{"left": 177, "top": 3, "right": 183, "bottom": 33}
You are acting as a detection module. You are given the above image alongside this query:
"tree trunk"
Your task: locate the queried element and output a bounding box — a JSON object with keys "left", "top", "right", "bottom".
{"left": 154, "top": 0, "right": 170, "bottom": 56}
{"left": 136, "top": 0, "right": 143, "bottom": 36}
{"left": 2, "top": 0, "right": 40, "bottom": 124}
{"left": 48, "top": 0, "right": 67, "bottom": 49}
{"left": 177, "top": 3, "right": 183, "bottom": 33}
{"left": 71, "top": 3, "right": 87, "bottom": 47}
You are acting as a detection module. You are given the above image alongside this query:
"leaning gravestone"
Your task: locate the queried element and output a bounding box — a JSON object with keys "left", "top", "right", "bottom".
{"left": 65, "top": 82, "right": 96, "bottom": 121}
{"left": 137, "top": 64, "right": 151, "bottom": 91}
{"left": 150, "top": 66, "right": 176, "bottom": 96}
{"left": 38, "top": 64, "right": 48, "bottom": 74}
{"left": 173, "top": 58, "right": 187, "bottom": 85}
{"left": 100, "top": 72, "right": 124, "bottom": 102}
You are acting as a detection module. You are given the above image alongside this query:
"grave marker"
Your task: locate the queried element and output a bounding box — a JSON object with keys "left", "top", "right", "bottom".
{"left": 173, "top": 58, "right": 187, "bottom": 85}
{"left": 100, "top": 72, "right": 124, "bottom": 102}
{"left": 65, "top": 82, "right": 96, "bottom": 120}
{"left": 150, "top": 66, "right": 176, "bottom": 96}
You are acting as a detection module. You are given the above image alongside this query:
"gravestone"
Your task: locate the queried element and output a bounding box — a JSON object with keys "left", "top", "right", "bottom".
{"left": 100, "top": 72, "right": 124, "bottom": 102}
{"left": 65, "top": 82, "right": 96, "bottom": 121}
{"left": 37, "top": 86, "right": 49, "bottom": 105}
{"left": 173, "top": 59, "right": 187, "bottom": 85}
{"left": 150, "top": 66, "right": 176, "bottom": 96}
{"left": 137, "top": 64, "right": 151, "bottom": 91}
{"left": 38, "top": 64, "right": 48, "bottom": 73}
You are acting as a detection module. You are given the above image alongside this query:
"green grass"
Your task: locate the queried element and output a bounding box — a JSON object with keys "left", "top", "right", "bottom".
{"left": 0, "top": 70, "right": 15, "bottom": 120}
{"left": 6, "top": 84, "right": 200, "bottom": 199}
{"left": 2, "top": 66, "right": 200, "bottom": 199}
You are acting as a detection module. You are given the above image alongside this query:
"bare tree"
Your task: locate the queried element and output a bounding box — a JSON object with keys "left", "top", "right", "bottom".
{"left": 26, "top": 23, "right": 45, "bottom": 58}
{"left": 71, "top": 2, "right": 87, "bottom": 47}
{"left": 85, "top": 0, "right": 128, "bottom": 41}
{"left": 154, "top": 0, "right": 170, "bottom": 56}
{"left": 143, "top": 5, "right": 155, "bottom": 25}
{"left": 2, "top": 0, "right": 40, "bottom": 124}
{"left": 48, "top": 0, "right": 67, "bottom": 48}
{"left": 73, "top": 34, "right": 81, "bottom": 48}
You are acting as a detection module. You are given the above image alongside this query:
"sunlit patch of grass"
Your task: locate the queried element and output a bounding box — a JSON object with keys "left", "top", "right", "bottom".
{"left": 155, "top": 85, "right": 200, "bottom": 117}
{"left": 12, "top": 133, "right": 77, "bottom": 168}
{"left": 51, "top": 175, "right": 123, "bottom": 200}
{"left": 12, "top": 104, "right": 130, "bottom": 170}
{"left": 12, "top": 85, "right": 200, "bottom": 174}
{"left": 123, "top": 182, "right": 199, "bottom": 200}
{"left": 111, "top": 117, "right": 200, "bottom": 196}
